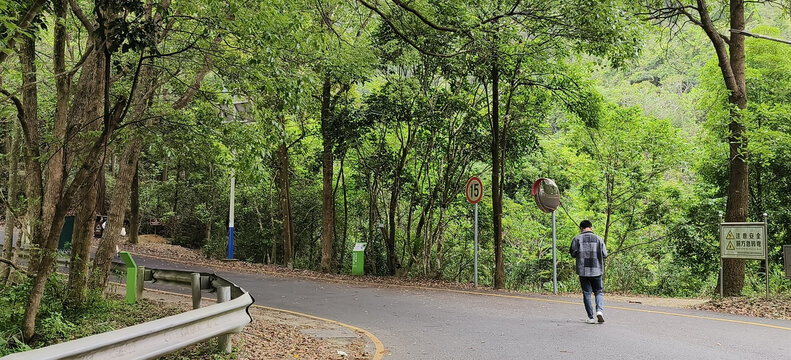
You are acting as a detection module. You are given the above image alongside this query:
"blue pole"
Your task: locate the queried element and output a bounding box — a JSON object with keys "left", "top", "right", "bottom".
{"left": 228, "top": 227, "right": 234, "bottom": 259}
{"left": 228, "top": 157, "right": 235, "bottom": 259}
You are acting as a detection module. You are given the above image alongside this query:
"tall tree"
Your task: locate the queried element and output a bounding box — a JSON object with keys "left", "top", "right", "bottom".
{"left": 642, "top": 0, "right": 753, "bottom": 296}
{"left": 314, "top": 0, "right": 374, "bottom": 273}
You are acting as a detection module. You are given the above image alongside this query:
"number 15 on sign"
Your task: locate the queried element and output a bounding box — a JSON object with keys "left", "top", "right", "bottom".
{"left": 466, "top": 177, "right": 483, "bottom": 287}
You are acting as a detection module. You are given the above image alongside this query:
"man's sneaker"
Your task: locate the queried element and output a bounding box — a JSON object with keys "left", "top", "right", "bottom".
{"left": 596, "top": 311, "right": 604, "bottom": 323}
{"left": 586, "top": 318, "right": 596, "bottom": 324}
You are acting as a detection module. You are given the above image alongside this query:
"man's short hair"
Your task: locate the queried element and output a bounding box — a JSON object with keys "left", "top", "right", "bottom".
{"left": 579, "top": 220, "right": 593, "bottom": 229}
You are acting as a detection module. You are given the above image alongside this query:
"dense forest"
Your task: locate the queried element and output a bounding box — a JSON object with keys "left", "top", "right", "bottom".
{"left": 1, "top": 0, "right": 791, "bottom": 342}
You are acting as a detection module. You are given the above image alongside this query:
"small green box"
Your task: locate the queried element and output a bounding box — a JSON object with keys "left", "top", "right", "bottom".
{"left": 352, "top": 243, "right": 366, "bottom": 276}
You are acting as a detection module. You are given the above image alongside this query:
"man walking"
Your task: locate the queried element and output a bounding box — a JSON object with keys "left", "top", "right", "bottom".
{"left": 570, "top": 220, "right": 607, "bottom": 324}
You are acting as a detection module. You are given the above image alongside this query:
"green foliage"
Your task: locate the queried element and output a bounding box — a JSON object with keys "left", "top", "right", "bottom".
{"left": 0, "top": 275, "right": 183, "bottom": 356}
{"left": 13, "top": 0, "right": 786, "bottom": 300}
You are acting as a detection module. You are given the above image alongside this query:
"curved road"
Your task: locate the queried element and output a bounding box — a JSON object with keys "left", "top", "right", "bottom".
{"left": 2, "top": 230, "right": 788, "bottom": 359}
{"left": 130, "top": 254, "right": 791, "bottom": 360}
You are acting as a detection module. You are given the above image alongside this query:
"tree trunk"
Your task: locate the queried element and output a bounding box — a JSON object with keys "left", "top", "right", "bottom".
{"left": 22, "top": 98, "right": 124, "bottom": 342}
{"left": 270, "top": 179, "right": 279, "bottom": 265}
{"left": 277, "top": 142, "right": 295, "bottom": 269}
{"left": 1, "top": 126, "right": 20, "bottom": 284}
{"left": 433, "top": 207, "right": 447, "bottom": 277}
{"left": 694, "top": 0, "right": 749, "bottom": 296}
{"left": 91, "top": 136, "right": 143, "bottom": 291}
{"left": 92, "top": 36, "right": 156, "bottom": 291}
{"left": 386, "top": 139, "right": 412, "bottom": 275}
{"left": 491, "top": 46, "right": 505, "bottom": 289}
{"left": 66, "top": 170, "right": 99, "bottom": 305}
{"left": 320, "top": 76, "right": 335, "bottom": 273}
{"left": 367, "top": 173, "right": 378, "bottom": 275}
{"left": 339, "top": 162, "right": 349, "bottom": 269}
{"left": 19, "top": 35, "right": 44, "bottom": 274}
{"left": 254, "top": 201, "right": 267, "bottom": 263}
{"left": 129, "top": 163, "right": 140, "bottom": 244}
{"left": 40, "top": 0, "right": 70, "bottom": 235}
{"left": 62, "top": 39, "right": 106, "bottom": 306}
{"left": 97, "top": 161, "right": 107, "bottom": 214}
{"left": 173, "top": 160, "right": 180, "bottom": 214}
{"left": 720, "top": 0, "right": 748, "bottom": 297}
{"left": 204, "top": 163, "right": 214, "bottom": 246}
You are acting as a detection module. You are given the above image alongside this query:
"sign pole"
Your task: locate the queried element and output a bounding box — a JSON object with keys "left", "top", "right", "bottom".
{"left": 531, "top": 178, "right": 561, "bottom": 294}
{"left": 466, "top": 177, "right": 483, "bottom": 288}
{"left": 552, "top": 210, "right": 557, "bottom": 295}
{"left": 719, "top": 213, "right": 723, "bottom": 298}
{"left": 474, "top": 203, "right": 479, "bottom": 288}
{"left": 764, "top": 213, "right": 769, "bottom": 300}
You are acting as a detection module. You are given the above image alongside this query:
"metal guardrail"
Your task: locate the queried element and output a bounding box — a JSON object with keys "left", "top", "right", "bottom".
{"left": 3, "top": 251, "right": 254, "bottom": 360}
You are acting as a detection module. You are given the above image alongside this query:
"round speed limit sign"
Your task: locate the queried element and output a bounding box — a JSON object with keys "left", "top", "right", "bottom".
{"left": 465, "top": 177, "right": 483, "bottom": 204}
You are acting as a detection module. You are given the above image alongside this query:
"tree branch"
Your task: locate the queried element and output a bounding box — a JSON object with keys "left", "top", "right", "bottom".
{"left": 730, "top": 28, "right": 791, "bottom": 45}
{"left": 69, "top": 0, "right": 95, "bottom": 33}
{"left": 608, "top": 234, "right": 670, "bottom": 257}
{"left": 695, "top": 0, "right": 739, "bottom": 94}
{"left": 0, "top": 257, "right": 28, "bottom": 276}
{"left": 171, "top": 55, "right": 212, "bottom": 110}
{"left": 355, "top": 0, "right": 466, "bottom": 58}
{"left": 389, "top": 0, "right": 462, "bottom": 34}
{"left": 0, "top": 88, "right": 28, "bottom": 142}
{"left": 679, "top": 6, "right": 730, "bottom": 45}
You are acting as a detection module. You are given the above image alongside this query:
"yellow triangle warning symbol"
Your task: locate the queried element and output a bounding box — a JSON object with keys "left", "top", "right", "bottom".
{"left": 726, "top": 231, "right": 735, "bottom": 240}
{"left": 727, "top": 241, "right": 735, "bottom": 250}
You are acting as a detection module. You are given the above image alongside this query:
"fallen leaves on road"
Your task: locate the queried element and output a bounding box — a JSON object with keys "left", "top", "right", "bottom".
{"left": 238, "top": 317, "right": 367, "bottom": 360}
{"left": 694, "top": 296, "right": 791, "bottom": 321}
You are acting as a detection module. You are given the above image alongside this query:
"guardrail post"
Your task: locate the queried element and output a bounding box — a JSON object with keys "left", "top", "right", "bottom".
{"left": 136, "top": 266, "right": 145, "bottom": 300}
{"left": 191, "top": 273, "right": 201, "bottom": 309}
{"left": 119, "top": 252, "right": 138, "bottom": 304}
{"left": 217, "top": 286, "right": 231, "bottom": 353}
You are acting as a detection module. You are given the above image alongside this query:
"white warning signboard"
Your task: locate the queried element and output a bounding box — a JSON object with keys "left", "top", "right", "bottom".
{"left": 720, "top": 223, "right": 766, "bottom": 260}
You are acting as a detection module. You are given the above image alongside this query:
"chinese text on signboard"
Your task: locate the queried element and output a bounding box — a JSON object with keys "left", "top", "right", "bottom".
{"left": 720, "top": 224, "right": 766, "bottom": 260}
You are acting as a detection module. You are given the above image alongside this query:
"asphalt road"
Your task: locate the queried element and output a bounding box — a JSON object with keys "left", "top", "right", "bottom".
{"left": 3, "top": 230, "right": 791, "bottom": 359}
{"left": 130, "top": 255, "right": 791, "bottom": 360}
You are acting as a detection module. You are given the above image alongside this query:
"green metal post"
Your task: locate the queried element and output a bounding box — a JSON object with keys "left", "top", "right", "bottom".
{"left": 119, "top": 251, "right": 138, "bottom": 304}
{"left": 352, "top": 243, "right": 366, "bottom": 276}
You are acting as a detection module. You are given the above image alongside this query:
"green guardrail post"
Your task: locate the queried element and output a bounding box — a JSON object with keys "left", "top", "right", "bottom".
{"left": 119, "top": 251, "right": 138, "bottom": 304}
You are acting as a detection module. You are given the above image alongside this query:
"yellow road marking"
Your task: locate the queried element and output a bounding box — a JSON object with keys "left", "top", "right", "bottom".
{"left": 129, "top": 251, "right": 791, "bottom": 334}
